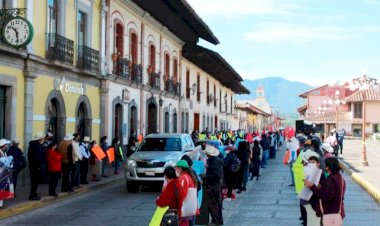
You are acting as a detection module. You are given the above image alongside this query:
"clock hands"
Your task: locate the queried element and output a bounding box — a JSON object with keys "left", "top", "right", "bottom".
{"left": 11, "top": 26, "right": 20, "bottom": 43}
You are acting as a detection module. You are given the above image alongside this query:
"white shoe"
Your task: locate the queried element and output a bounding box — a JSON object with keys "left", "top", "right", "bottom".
{"left": 224, "top": 198, "right": 232, "bottom": 201}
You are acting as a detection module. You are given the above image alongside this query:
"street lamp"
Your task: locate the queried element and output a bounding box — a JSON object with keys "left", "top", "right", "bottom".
{"left": 349, "top": 75, "right": 379, "bottom": 166}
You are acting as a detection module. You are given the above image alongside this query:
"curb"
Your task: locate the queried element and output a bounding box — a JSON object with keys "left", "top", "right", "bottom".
{"left": 0, "top": 175, "right": 124, "bottom": 220}
{"left": 339, "top": 160, "right": 380, "bottom": 204}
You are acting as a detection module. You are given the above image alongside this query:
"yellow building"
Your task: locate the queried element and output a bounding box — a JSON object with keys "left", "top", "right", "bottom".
{"left": 0, "top": 0, "right": 103, "bottom": 149}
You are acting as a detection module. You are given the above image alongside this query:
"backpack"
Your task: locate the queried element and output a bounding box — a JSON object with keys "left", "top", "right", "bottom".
{"left": 230, "top": 154, "right": 241, "bottom": 173}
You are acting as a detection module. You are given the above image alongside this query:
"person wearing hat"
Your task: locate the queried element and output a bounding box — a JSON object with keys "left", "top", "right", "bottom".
{"left": 58, "top": 133, "right": 74, "bottom": 192}
{"left": 70, "top": 133, "right": 83, "bottom": 189}
{"left": 0, "top": 139, "right": 10, "bottom": 157}
{"left": 321, "top": 143, "right": 334, "bottom": 160}
{"left": 0, "top": 139, "right": 11, "bottom": 208}
{"left": 27, "top": 132, "right": 45, "bottom": 200}
{"left": 79, "top": 136, "right": 91, "bottom": 184}
{"left": 199, "top": 145, "right": 224, "bottom": 226}
{"left": 175, "top": 159, "right": 198, "bottom": 225}
{"left": 6, "top": 139, "right": 26, "bottom": 193}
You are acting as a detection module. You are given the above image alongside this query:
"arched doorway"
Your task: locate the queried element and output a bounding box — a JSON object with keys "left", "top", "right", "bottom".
{"left": 164, "top": 110, "right": 169, "bottom": 133}
{"left": 76, "top": 96, "right": 92, "bottom": 140}
{"left": 147, "top": 103, "right": 157, "bottom": 134}
{"left": 45, "top": 90, "right": 66, "bottom": 143}
{"left": 173, "top": 110, "right": 177, "bottom": 133}
{"left": 129, "top": 100, "right": 138, "bottom": 135}
{"left": 114, "top": 103, "right": 123, "bottom": 140}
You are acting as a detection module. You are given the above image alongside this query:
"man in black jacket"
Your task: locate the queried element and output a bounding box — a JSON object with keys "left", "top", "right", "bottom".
{"left": 27, "top": 132, "right": 45, "bottom": 200}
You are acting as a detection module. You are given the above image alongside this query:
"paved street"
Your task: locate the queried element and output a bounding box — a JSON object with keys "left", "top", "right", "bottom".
{"left": 1, "top": 148, "right": 380, "bottom": 226}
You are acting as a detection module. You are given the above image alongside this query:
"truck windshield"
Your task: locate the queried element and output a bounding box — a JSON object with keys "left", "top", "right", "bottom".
{"left": 138, "top": 138, "right": 181, "bottom": 152}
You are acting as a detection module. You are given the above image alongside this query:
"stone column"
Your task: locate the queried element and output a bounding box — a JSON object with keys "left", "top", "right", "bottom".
{"left": 23, "top": 60, "right": 38, "bottom": 186}
{"left": 99, "top": 78, "right": 109, "bottom": 137}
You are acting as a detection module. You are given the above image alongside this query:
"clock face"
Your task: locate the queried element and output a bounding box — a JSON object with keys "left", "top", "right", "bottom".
{"left": 3, "top": 17, "right": 33, "bottom": 48}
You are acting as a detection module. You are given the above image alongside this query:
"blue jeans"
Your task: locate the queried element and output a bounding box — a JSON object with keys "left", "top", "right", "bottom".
{"left": 261, "top": 150, "right": 269, "bottom": 167}
{"left": 242, "top": 165, "right": 249, "bottom": 189}
{"left": 114, "top": 159, "right": 121, "bottom": 173}
{"left": 289, "top": 161, "right": 295, "bottom": 185}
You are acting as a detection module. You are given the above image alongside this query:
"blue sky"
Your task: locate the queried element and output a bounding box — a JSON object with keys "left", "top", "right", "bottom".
{"left": 187, "top": 0, "right": 380, "bottom": 86}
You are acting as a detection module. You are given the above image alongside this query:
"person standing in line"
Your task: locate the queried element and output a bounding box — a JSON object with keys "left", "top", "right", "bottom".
{"left": 338, "top": 129, "right": 345, "bottom": 155}
{"left": 321, "top": 143, "right": 334, "bottom": 160}
{"left": 223, "top": 145, "right": 238, "bottom": 200}
{"left": 112, "top": 137, "right": 123, "bottom": 175}
{"left": 260, "top": 134, "right": 270, "bottom": 168}
{"left": 100, "top": 136, "right": 109, "bottom": 178}
{"left": 325, "top": 129, "right": 339, "bottom": 157}
{"left": 70, "top": 133, "right": 83, "bottom": 189}
{"left": 46, "top": 142, "right": 62, "bottom": 197}
{"left": 250, "top": 140, "right": 262, "bottom": 181}
{"left": 0, "top": 139, "right": 11, "bottom": 208}
{"left": 305, "top": 157, "right": 346, "bottom": 225}
{"left": 89, "top": 140, "right": 101, "bottom": 182}
{"left": 6, "top": 139, "right": 26, "bottom": 194}
{"left": 27, "top": 132, "right": 45, "bottom": 200}
{"left": 79, "top": 136, "right": 91, "bottom": 184}
{"left": 58, "top": 134, "right": 74, "bottom": 192}
{"left": 202, "top": 145, "right": 224, "bottom": 226}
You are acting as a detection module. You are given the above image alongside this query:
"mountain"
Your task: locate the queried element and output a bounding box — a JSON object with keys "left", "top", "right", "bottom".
{"left": 236, "top": 77, "right": 313, "bottom": 115}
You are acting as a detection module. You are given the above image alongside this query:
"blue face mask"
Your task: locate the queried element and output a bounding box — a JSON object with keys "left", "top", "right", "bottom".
{"left": 324, "top": 171, "right": 329, "bottom": 178}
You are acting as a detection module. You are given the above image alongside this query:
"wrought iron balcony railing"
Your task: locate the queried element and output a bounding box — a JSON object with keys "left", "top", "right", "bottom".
{"left": 165, "top": 78, "right": 180, "bottom": 95}
{"left": 46, "top": 33, "right": 74, "bottom": 65}
{"left": 114, "top": 58, "right": 130, "bottom": 78}
{"left": 149, "top": 73, "right": 160, "bottom": 89}
{"left": 77, "top": 45, "right": 100, "bottom": 72}
{"left": 131, "top": 64, "right": 142, "bottom": 83}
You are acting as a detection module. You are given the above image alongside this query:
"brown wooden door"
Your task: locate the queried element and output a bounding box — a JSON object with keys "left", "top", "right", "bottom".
{"left": 194, "top": 113, "right": 200, "bottom": 131}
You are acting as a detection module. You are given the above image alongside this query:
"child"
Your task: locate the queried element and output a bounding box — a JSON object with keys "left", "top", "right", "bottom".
{"left": 46, "top": 143, "right": 62, "bottom": 197}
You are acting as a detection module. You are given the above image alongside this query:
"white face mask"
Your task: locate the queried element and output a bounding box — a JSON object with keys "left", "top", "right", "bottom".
{"left": 308, "top": 163, "right": 317, "bottom": 168}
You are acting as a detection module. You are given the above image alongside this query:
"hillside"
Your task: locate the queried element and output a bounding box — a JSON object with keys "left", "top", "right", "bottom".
{"left": 236, "top": 77, "right": 313, "bottom": 115}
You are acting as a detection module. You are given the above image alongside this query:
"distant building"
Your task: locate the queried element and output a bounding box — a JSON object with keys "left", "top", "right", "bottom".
{"left": 244, "top": 86, "right": 272, "bottom": 115}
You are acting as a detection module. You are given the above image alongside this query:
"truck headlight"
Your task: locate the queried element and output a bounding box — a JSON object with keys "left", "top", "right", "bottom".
{"left": 127, "top": 160, "right": 137, "bottom": 167}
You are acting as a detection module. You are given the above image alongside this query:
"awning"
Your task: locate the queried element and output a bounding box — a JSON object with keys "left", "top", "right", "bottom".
{"left": 131, "top": 0, "right": 219, "bottom": 45}
{"left": 183, "top": 44, "right": 250, "bottom": 94}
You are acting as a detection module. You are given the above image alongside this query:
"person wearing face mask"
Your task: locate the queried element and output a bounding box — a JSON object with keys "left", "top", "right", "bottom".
{"left": 305, "top": 157, "right": 346, "bottom": 226}
{"left": 303, "top": 156, "right": 325, "bottom": 226}
{"left": 112, "top": 137, "right": 123, "bottom": 175}
{"left": 0, "top": 139, "right": 12, "bottom": 208}
{"left": 27, "top": 132, "right": 46, "bottom": 200}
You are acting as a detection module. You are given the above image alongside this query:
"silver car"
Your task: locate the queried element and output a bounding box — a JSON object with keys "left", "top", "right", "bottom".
{"left": 125, "top": 133, "right": 200, "bottom": 192}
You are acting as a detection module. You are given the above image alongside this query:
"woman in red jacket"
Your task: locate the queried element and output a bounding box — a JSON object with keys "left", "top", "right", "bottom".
{"left": 46, "top": 143, "right": 63, "bottom": 197}
{"left": 156, "top": 167, "right": 182, "bottom": 223}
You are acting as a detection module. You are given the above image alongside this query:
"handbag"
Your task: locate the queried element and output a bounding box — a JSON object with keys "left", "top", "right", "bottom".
{"left": 320, "top": 176, "right": 344, "bottom": 226}
{"left": 161, "top": 185, "right": 179, "bottom": 226}
{"left": 181, "top": 176, "right": 198, "bottom": 217}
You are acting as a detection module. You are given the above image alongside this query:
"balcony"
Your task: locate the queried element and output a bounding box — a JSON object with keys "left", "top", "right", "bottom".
{"left": 114, "top": 58, "right": 130, "bottom": 78}
{"left": 165, "top": 78, "right": 180, "bottom": 95}
{"left": 149, "top": 73, "right": 160, "bottom": 89}
{"left": 131, "top": 64, "right": 142, "bottom": 83}
{"left": 77, "top": 45, "right": 100, "bottom": 72}
{"left": 46, "top": 33, "right": 74, "bottom": 65}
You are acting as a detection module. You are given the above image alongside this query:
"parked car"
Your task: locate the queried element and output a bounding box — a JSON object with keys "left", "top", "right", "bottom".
{"left": 195, "top": 139, "right": 226, "bottom": 157}
{"left": 125, "top": 133, "right": 201, "bottom": 192}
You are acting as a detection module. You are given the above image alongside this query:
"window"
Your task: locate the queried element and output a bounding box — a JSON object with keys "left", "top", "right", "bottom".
{"left": 47, "top": 0, "right": 58, "bottom": 34}
{"left": 130, "top": 32, "right": 138, "bottom": 64}
{"left": 115, "top": 22, "right": 124, "bottom": 58}
{"left": 186, "top": 69, "right": 190, "bottom": 98}
{"left": 164, "top": 111, "right": 169, "bottom": 133}
{"left": 139, "top": 138, "right": 181, "bottom": 152}
{"left": 1, "top": 0, "right": 12, "bottom": 9}
{"left": 214, "top": 84, "right": 216, "bottom": 107}
{"left": 181, "top": 112, "right": 185, "bottom": 133}
{"left": 164, "top": 53, "right": 170, "bottom": 76}
{"left": 173, "top": 58, "right": 178, "bottom": 81}
{"left": 353, "top": 103, "right": 363, "bottom": 118}
{"left": 149, "top": 44, "right": 156, "bottom": 72}
{"left": 206, "top": 80, "right": 210, "bottom": 104}
{"left": 185, "top": 112, "right": 189, "bottom": 133}
{"left": 0, "top": 86, "right": 6, "bottom": 138}
{"left": 219, "top": 89, "right": 222, "bottom": 111}
{"left": 197, "top": 74, "right": 200, "bottom": 102}
{"left": 173, "top": 112, "right": 177, "bottom": 133}
{"left": 373, "top": 124, "right": 379, "bottom": 133}
{"left": 202, "top": 114, "right": 205, "bottom": 131}
{"left": 77, "top": 11, "right": 86, "bottom": 47}
{"left": 225, "top": 92, "right": 228, "bottom": 112}
{"left": 231, "top": 96, "right": 233, "bottom": 113}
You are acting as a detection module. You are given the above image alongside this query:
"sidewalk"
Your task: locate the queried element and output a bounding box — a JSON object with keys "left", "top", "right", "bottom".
{"left": 338, "top": 139, "right": 380, "bottom": 203}
{"left": 0, "top": 164, "right": 124, "bottom": 220}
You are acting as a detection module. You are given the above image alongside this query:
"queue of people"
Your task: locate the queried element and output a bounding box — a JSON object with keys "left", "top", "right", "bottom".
{"left": 0, "top": 131, "right": 138, "bottom": 207}
{"left": 284, "top": 132, "right": 346, "bottom": 226}
{"left": 153, "top": 130, "right": 283, "bottom": 226}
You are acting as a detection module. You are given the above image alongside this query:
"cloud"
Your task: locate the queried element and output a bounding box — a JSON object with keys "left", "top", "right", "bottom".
{"left": 244, "top": 23, "right": 354, "bottom": 43}
{"left": 186, "top": 0, "right": 296, "bottom": 17}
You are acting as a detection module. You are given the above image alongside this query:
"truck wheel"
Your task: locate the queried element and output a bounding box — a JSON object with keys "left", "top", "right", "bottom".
{"left": 126, "top": 181, "right": 139, "bottom": 193}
